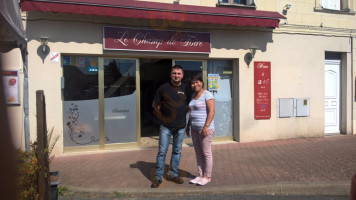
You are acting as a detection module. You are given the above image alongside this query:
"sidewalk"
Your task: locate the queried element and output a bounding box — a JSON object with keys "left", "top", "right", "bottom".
{"left": 51, "top": 135, "right": 356, "bottom": 196}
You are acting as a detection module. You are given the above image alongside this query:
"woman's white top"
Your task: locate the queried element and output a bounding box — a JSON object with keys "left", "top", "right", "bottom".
{"left": 189, "top": 90, "right": 215, "bottom": 130}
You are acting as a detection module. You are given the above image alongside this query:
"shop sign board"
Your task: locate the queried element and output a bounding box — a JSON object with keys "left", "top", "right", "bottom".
{"left": 2, "top": 70, "right": 20, "bottom": 105}
{"left": 254, "top": 61, "right": 271, "bottom": 120}
{"left": 103, "top": 26, "right": 211, "bottom": 54}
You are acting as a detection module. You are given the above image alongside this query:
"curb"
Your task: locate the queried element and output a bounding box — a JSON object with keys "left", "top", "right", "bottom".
{"left": 63, "top": 181, "right": 351, "bottom": 197}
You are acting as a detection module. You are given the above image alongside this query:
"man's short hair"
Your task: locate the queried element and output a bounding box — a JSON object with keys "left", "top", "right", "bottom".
{"left": 171, "top": 65, "right": 183, "bottom": 73}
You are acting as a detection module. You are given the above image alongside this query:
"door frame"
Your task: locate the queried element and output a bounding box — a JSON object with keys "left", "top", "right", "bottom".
{"left": 99, "top": 57, "right": 141, "bottom": 150}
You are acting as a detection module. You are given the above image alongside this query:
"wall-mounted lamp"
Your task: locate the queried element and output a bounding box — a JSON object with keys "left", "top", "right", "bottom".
{"left": 284, "top": 4, "right": 292, "bottom": 10}
{"left": 283, "top": 4, "right": 292, "bottom": 15}
{"left": 244, "top": 46, "right": 258, "bottom": 67}
{"left": 38, "top": 36, "right": 50, "bottom": 63}
{"left": 249, "top": 46, "right": 258, "bottom": 58}
{"left": 39, "top": 36, "right": 49, "bottom": 53}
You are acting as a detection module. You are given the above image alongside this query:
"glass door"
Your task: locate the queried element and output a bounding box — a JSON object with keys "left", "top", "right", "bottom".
{"left": 174, "top": 60, "right": 233, "bottom": 138}
{"left": 174, "top": 60, "right": 204, "bottom": 140}
{"left": 173, "top": 60, "right": 205, "bottom": 87}
{"left": 139, "top": 59, "right": 172, "bottom": 138}
{"left": 103, "top": 58, "right": 139, "bottom": 145}
{"left": 207, "top": 60, "right": 233, "bottom": 137}
{"left": 63, "top": 56, "right": 139, "bottom": 150}
{"left": 63, "top": 56, "right": 100, "bottom": 147}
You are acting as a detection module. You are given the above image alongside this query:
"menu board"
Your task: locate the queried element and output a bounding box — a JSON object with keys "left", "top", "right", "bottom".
{"left": 254, "top": 62, "right": 271, "bottom": 119}
{"left": 2, "top": 70, "right": 20, "bottom": 105}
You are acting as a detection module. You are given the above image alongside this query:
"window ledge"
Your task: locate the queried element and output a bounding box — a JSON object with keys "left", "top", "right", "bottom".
{"left": 314, "top": 7, "right": 355, "bottom": 15}
{"left": 216, "top": 2, "right": 256, "bottom": 10}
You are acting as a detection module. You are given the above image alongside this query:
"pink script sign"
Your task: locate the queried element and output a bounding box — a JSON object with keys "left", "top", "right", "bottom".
{"left": 103, "top": 27, "right": 211, "bottom": 53}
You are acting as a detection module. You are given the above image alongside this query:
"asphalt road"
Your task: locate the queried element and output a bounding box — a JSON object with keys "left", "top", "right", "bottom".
{"left": 59, "top": 193, "right": 350, "bottom": 200}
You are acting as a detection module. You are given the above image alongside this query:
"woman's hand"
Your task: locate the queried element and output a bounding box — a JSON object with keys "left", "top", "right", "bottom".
{"left": 186, "top": 127, "right": 190, "bottom": 137}
{"left": 186, "top": 119, "right": 191, "bottom": 137}
{"left": 202, "top": 126, "right": 208, "bottom": 137}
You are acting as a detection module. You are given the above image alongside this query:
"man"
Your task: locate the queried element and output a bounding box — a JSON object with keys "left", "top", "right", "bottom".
{"left": 151, "top": 65, "right": 191, "bottom": 188}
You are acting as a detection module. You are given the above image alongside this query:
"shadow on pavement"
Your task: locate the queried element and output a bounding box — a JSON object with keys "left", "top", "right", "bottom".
{"left": 130, "top": 161, "right": 195, "bottom": 182}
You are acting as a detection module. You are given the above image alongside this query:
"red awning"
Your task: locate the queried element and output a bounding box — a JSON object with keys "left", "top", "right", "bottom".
{"left": 1, "top": 0, "right": 27, "bottom": 52}
{"left": 21, "top": 0, "right": 285, "bottom": 28}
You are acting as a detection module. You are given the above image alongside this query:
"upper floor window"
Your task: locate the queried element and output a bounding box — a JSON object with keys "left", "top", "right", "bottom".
{"left": 321, "top": 0, "right": 341, "bottom": 10}
{"left": 218, "top": 0, "right": 255, "bottom": 8}
{"left": 315, "top": 0, "right": 354, "bottom": 14}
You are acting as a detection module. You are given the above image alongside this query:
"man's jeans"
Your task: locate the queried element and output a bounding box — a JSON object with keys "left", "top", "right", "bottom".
{"left": 155, "top": 125, "right": 185, "bottom": 180}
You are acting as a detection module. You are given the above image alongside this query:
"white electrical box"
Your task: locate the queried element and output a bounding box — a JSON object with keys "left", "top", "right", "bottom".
{"left": 277, "top": 98, "right": 294, "bottom": 118}
{"left": 296, "top": 98, "right": 310, "bottom": 117}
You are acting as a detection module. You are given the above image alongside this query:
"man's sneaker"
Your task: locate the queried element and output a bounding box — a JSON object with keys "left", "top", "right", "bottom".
{"left": 189, "top": 177, "right": 202, "bottom": 184}
{"left": 151, "top": 179, "right": 162, "bottom": 188}
{"left": 165, "top": 174, "right": 184, "bottom": 184}
{"left": 197, "top": 178, "right": 211, "bottom": 186}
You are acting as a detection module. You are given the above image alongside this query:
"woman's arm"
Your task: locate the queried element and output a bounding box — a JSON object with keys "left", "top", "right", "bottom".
{"left": 202, "top": 99, "right": 215, "bottom": 137}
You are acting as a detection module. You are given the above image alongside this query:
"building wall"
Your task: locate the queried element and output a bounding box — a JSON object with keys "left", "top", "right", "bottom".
{"left": 26, "top": 20, "right": 103, "bottom": 156}
{"left": 0, "top": 49, "right": 25, "bottom": 150}
{"left": 21, "top": 0, "right": 355, "bottom": 155}
{"left": 189, "top": 0, "right": 355, "bottom": 141}
{"left": 25, "top": 22, "right": 353, "bottom": 155}
{"left": 238, "top": 33, "right": 351, "bottom": 142}
{"left": 353, "top": 37, "right": 356, "bottom": 134}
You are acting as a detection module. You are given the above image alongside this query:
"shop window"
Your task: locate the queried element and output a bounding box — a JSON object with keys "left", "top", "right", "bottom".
{"left": 63, "top": 56, "right": 99, "bottom": 101}
{"left": 63, "top": 56, "right": 100, "bottom": 147}
{"left": 104, "top": 59, "right": 136, "bottom": 98}
{"left": 62, "top": 56, "right": 138, "bottom": 147}
{"left": 217, "top": 0, "right": 256, "bottom": 8}
{"left": 207, "top": 60, "right": 233, "bottom": 137}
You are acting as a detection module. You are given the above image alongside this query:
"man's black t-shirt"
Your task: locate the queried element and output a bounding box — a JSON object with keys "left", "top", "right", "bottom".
{"left": 154, "top": 82, "right": 191, "bottom": 130}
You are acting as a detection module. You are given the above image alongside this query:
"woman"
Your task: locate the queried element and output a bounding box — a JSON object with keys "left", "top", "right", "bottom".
{"left": 186, "top": 74, "right": 215, "bottom": 186}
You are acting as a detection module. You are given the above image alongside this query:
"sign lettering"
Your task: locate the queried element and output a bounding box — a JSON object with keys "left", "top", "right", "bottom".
{"left": 254, "top": 61, "right": 271, "bottom": 120}
{"left": 104, "top": 27, "right": 210, "bottom": 53}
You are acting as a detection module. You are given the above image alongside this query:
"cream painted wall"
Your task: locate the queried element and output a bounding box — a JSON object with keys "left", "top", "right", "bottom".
{"left": 341, "top": 51, "right": 353, "bottom": 135}
{"left": 273, "top": 0, "right": 356, "bottom": 29}
{"left": 22, "top": 0, "right": 355, "bottom": 155}
{"left": 135, "top": 0, "right": 356, "bottom": 30}
{"left": 238, "top": 34, "right": 352, "bottom": 142}
{"left": 26, "top": 20, "right": 103, "bottom": 156}
{"left": 26, "top": 18, "right": 353, "bottom": 155}
{"left": 0, "top": 49, "right": 25, "bottom": 150}
{"left": 207, "top": 29, "right": 352, "bottom": 142}
{"left": 353, "top": 37, "right": 356, "bottom": 134}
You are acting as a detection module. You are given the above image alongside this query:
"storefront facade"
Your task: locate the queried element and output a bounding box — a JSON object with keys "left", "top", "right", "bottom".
{"left": 18, "top": 0, "right": 355, "bottom": 156}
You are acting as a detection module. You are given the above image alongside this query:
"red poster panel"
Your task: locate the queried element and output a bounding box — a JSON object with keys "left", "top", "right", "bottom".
{"left": 103, "top": 26, "right": 211, "bottom": 54}
{"left": 2, "top": 70, "right": 20, "bottom": 105}
{"left": 254, "top": 61, "right": 271, "bottom": 120}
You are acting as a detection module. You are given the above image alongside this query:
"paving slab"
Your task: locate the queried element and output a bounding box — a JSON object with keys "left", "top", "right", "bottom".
{"left": 51, "top": 135, "right": 356, "bottom": 196}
